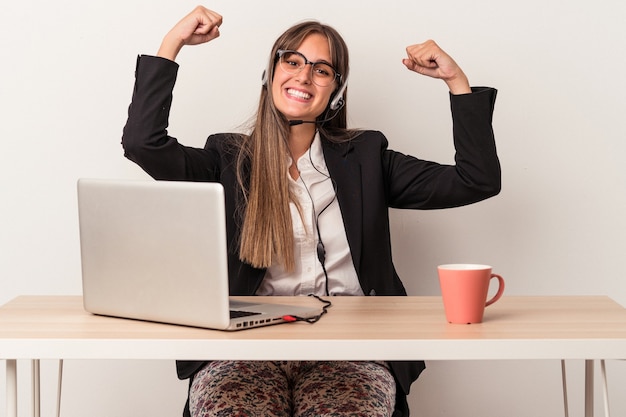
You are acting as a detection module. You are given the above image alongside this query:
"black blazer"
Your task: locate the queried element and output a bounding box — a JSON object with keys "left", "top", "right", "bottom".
{"left": 122, "top": 55, "right": 501, "bottom": 416}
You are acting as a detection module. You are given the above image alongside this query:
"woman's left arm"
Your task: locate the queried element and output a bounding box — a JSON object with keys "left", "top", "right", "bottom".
{"left": 380, "top": 41, "right": 501, "bottom": 208}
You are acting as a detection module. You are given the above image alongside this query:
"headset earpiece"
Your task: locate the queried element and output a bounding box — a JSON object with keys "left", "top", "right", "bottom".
{"left": 261, "top": 69, "right": 268, "bottom": 87}
{"left": 329, "top": 78, "right": 348, "bottom": 111}
{"left": 330, "top": 96, "right": 345, "bottom": 111}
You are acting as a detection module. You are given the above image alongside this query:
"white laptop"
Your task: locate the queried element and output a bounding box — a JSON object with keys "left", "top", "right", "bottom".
{"left": 76, "top": 178, "right": 322, "bottom": 330}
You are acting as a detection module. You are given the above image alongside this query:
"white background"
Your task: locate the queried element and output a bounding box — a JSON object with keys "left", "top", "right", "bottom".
{"left": 1, "top": 0, "right": 625, "bottom": 416}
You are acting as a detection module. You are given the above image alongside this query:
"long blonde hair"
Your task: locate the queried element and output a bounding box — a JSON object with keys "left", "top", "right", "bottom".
{"left": 236, "top": 21, "right": 351, "bottom": 271}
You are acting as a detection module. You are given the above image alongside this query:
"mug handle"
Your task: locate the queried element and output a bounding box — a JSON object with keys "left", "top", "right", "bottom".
{"left": 485, "top": 274, "right": 505, "bottom": 307}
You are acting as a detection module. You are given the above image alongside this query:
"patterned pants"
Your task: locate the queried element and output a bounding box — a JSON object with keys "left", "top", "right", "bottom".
{"left": 189, "top": 360, "right": 396, "bottom": 417}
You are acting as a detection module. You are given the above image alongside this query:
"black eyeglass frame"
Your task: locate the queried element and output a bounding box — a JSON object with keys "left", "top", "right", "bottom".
{"left": 275, "top": 49, "right": 342, "bottom": 86}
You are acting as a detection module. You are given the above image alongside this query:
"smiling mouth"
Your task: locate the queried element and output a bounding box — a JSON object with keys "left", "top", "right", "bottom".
{"left": 286, "top": 88, "right": 311, "bottom": 100}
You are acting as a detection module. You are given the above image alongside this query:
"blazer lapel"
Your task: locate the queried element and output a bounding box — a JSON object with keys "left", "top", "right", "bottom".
{"left": 321, "top": 138, "right": 363, "bottom": 275}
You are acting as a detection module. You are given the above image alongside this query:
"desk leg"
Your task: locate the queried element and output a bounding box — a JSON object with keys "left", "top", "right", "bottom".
{"left": 561, "top": 360, "right": 569, "bottom": 417}
{"left": 56, "top": 359, "right": 64, "bottom": 417}
{"left": 32, "top": 360, "right": 41, "bottom": 417}
{"left": 585, "top": 360, "right": 594, "bottom": 417}
{"left": 600, "top": 360, "right": 610, "bottom": 417}
{"left": 7, "top": 360, "right": 17, "bottom": 417}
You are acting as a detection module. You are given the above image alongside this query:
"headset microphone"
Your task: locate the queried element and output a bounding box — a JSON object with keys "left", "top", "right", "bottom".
{"left": 288, "top": 118, "right": 328, "bottom": 126}
{"left": 288, "top": 108, "right": 341, "bottom": 126}
{"left": 288, "top": 93, "right": 346, "bottom": 126}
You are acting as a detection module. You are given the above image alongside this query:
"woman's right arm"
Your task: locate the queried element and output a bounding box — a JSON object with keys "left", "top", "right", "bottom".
{"left": 121, "top": 7, "right": 223, "bottom": 181}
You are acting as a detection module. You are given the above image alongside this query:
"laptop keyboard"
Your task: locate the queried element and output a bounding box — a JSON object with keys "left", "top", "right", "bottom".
{"left": 230, "top": 310, "right": 261, "bottom": 319}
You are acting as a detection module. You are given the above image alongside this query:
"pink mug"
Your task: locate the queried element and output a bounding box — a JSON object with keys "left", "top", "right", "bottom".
{"left": 438, "top": 264, "right": 505, "bottom": 324}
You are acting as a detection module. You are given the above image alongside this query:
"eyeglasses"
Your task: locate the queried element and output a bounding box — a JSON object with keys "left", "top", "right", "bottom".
{"left": 276, "top": 49, "right": 341, "bottom": 87}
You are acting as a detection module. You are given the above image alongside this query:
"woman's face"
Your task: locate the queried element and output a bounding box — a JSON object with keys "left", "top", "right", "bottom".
{"left": 271, "top": 33, "right": 337, "bottom": 123}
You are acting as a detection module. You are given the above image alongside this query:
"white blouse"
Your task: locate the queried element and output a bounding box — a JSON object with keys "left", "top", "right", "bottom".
{"left": 256, "top": 133, "right": 363, "bottom": 296}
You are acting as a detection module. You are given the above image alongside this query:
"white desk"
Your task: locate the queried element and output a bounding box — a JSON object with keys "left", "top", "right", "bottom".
{"left": 2, "top": 295, "right": 626, "bottom": 416}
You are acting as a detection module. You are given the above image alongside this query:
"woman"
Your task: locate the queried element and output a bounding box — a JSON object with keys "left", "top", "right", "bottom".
{"left": 122, "top": 6, "right": 501, "bottom": 417}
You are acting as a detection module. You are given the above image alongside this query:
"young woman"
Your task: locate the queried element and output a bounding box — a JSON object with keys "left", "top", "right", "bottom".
{"left": 122, "top": 6, "right": 501, "bottom": 417}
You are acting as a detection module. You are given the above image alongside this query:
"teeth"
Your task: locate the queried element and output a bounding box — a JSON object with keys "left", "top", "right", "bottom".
{"left": 287, "top": 89, "right": 311, "bottom": 100}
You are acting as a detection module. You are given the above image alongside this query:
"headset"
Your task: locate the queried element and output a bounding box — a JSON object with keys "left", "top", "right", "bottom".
{"left": 260, "top": 62, "right": 343, "bottom": 294}
{"left": 261, "top": 67, "right": 348, "bottom": 114}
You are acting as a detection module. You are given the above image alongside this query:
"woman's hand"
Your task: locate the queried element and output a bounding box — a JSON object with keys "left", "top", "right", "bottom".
{"left": 403, "top": 40, "right": 471, "bottom": 95}
{"left": 157, "top": 6, "right": 223, "bottom": 61}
